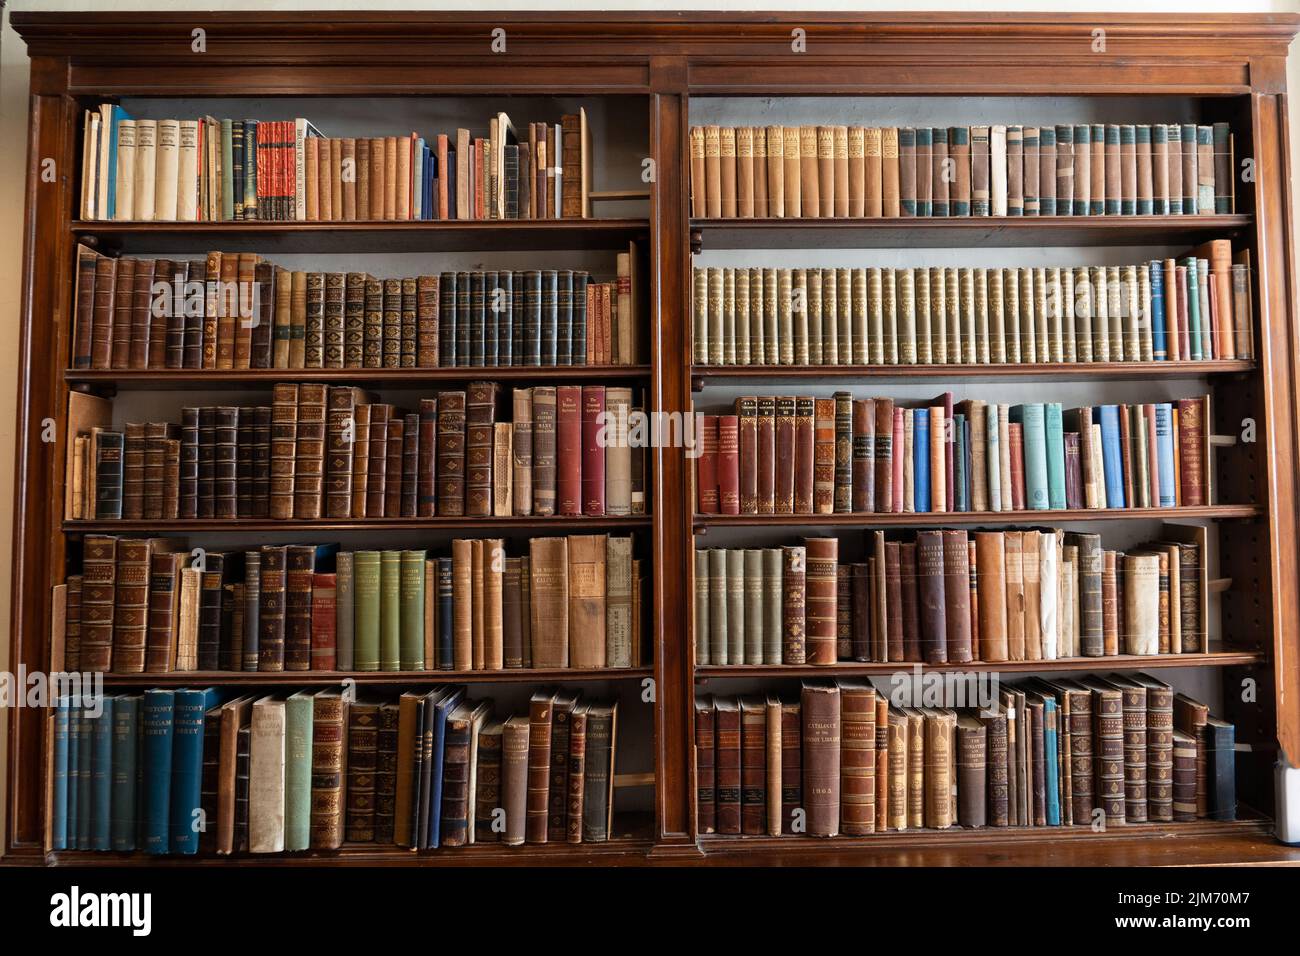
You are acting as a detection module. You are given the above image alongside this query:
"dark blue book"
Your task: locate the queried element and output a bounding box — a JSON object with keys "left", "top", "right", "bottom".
{"left": 496, "top": 270, "right": 514, "bottom": 366}
{"left": 66, "top": 704, "right": 79, "bottom": 849}
{"left": 76, "top": 709, "right": 93, "bottom": 849}
{"left": 542, "top": 270, "right": 559, "bottom": 366}
{"left": 1149, "top": 260, "right": 1168, "bottom": 360}
{"left": 953, "top": 412, "right": 967, "bottom": 512}
{"left": 1095, "top": 405, "right": 1127, "bottom": 508}
{"left": 470, "top": 271, "right": 486, "bottom": 367}
{"left": 438, "top": 272, "right": 457, "bottom": 367}
{"left": 524, "top": 270, "right": 542, "bottom": 366}
{"left": 913, "top": 407, "right": 930, "bottom": 513}
{"left": 572, "top": 271, "right": 589, "bottom": 366}
{"left": 1206, "top": 717, "right": 1236, "bottom": 821}
{"left": 511, "top": 270, "right": 526, "bottom": 366}
{"left": 171, "top": 687, "right": 219, "bottom": 853}
{"left": 141, "top": 689, "right": 176, "bottom": 854}
{"left": 110, "top": 694, "right": 139, "bottom": 851}
{"left": 424, "top": 686, "right": 465, "bottom": 848}
{"left": 90, "top": 696, "right": 114, "bottom": 850}
{"left": 437, "top": 557, "right": 454, "bottom": 670}
{"left": 557, "top": 269, "right": 574, "bottom": 366}
{"left": 484, "top": 271, "right": 499, "bottom": 365}
{"left": 456, "top": 271, "right": 471, "bottom": 368}
{"left": 52, "top": 697, "right": 70, "bottom": 850}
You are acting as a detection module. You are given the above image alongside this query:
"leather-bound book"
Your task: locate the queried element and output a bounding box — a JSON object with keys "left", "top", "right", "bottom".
{"left": 256, "top": 545, "right": 288, "bottom": 672}
{"left": 839, "top": 681, "right": 876, "bottom": 834}
{"left": 545, "top": 692, "right": 579, "bottom": 843}
{"left": 832, "top": 392, "right": 853, "bottom": 512}
{"left": 802, "top": 682, "right": 841, "bottom": 837}
{"left": 344, "top": 272, "right": 366, "bottom": 368}
{"left": 974, "top": 532, "right": 1008, "bottom": 662}
{"left": 713, "top": 697, "right": 741, "bottom": 834}
{"left": 107, "top": 537, "right": 165, "bottom": 673}
{"left": 110, "top": 256, "right": 135, "bottom": 369}
{"left": 955, "top": 715, "right": 987, "bottom": 828}
{"left": 794, "top": 396, "right": 815, "bottom": 514}
{"left": 930, "top": 127, "right": 950, "bottom": 216}
{"left": 511, "top": 388, "right": 533, "bottom": 515}
{"left": 567, "top": 534, "right": 607, "bottom": 668}
{"left": 211, "top": 406, "right": 240, "bottom": 519}
{"left": 898, "top": 542, "right": 921, "bottom": 662}
{"left": 836, "top": 564, "right": 852, "bottom": 661}
{"left": 292, "top": 383, "right": 327, "bottom": 519}
{"left": 771, "top": 396, "right": 795, "bottom": 513}
{"left": 196, "top": 551, "right": 227, "bottom": 671}
{"left": 887, "top": 710, "right": 909, "bottom": 830}
{"left": 580, "top": 385, "right": 606, "bottom": 515}
{"left": 526, "top": 690, "right": 555, "bottom": 843}
{"left": 1107, "top": 674, "right": 1149, "bottom": 823}
{"left": 531, "top": 386, "right": 557, "bottom": 515}
{"left": 120, "top": 422, "right": 146, "bottom": 519}
{"left": 529, "top": 537, "right": 569, "bottom": 668}
{"left": 144, "top": 551, "right": 185, "bottom": 673}
{"left": 736, "top": 396, "right": 758, "bottom": 514}
{"left": 284, "top": 544, "right": 321, "bottom": 671}
{"left": 883, "top": 543, "right": 904, "bottom": 663}
{"left": 980, "top": 707, "right": 1009, "bottom": 826}
{"left": 562, "top": 706, "right": 587, "bottom": 844}
{"left": 434, "top": 391, "right": 466, "bottom": 516}
{"left": 89, "top": 255, "right": 117, "bottom": 369}
{"left": 381, "top": 415, "right": 404, "bottom": 519}
{"left": 1175, "top": 396, "right": 1205, "bottom": 506}
{"left": 755, "top": 395, "right": 776, "bottom": 514}
{"left": 307, "top": 690, "right": 346, "bottom": 849}
{"left": 807, "top": 397, "right": 834, "bottom": 514}
{"left": 320, "top": 270, "right": 345, "bottom": 369}
{"left": 310, "top": 571, "right": 337, "bottom": 672}
{"left": 1172, "top": 729, "right": 1197, "bottom": 822}
{"left": 580, "top": 699, "right": 616, "bottom": 843}
{"left": 412, "top": 397, "right": 437, "bottom": 518}
{"left": 782, "top": 545, "right": 807, "bottom": 665}
{"left": 738, "top": 696, "right": 767, "bottom": 834}
{"left": 1173, "top": 693, "right": 1210, "bottom": 817}
{"left": 778, "top": 700, "right": 801, "bottom": 834}
{"left": 716, "top": 413, "right": 739, "bottom": 515}
{"left": 1067, "top": 532, "right": 1104, "bottom": 656}
{"left": 765, "top": 696, "right": 783, "bottom": 836}
{"left": 363, "top": 276, "right": 384, "bottom": 368}
{"left": 942, "top": 530, "right": 973, "bottom": 662}
{"left": 804, "top": 538, "right": 838, "bottom": 665}
{"left": 268, "top": 384, "right": 298, "bottom": 520}
{"left": 373, "top": 701, "right": 400, "bottom": 843}
{"left": 466, "top": 381, "right": 499, "bottom": 516}
{"left": 852, "top": 398, "right": 876, "bottom": 513}
{"left": 873, "top": 398, "right": 894, "bottom": 512}
{"left": 923, "top": 709, "right": 956, "bottom": 829}
{"left": 343, "top": 700, "right": 378, "bottom": 843}
{"left": 917, "top": 530, "right": 948, "bottom": 663}
{"left": 694, "top": 697, "right": 716, "bottom": 834}
{"left": 556, "top": 385, "right": 583, "bottom": 516}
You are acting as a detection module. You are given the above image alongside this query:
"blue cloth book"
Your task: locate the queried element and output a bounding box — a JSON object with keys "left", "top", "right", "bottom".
{"left": 954, "top": 413, "right": 967, "bottom": 513}
{"left": 1012, "top": 403, "right": 1049, "bottom": 510}
{"left": 1041, "top": 695, "right": 1060, "bottom": 825}
{"left": 76, "top": 709, "right": 93, "bottom": 849}
{"left": 141, "top": 689, "right": 176, "bottom": 854}
{"left": 110, "top": 695, "right": 139, "bottom": 852}
{"left": 170, "top": 687, "right": 219, "bottom": 854}
{"left": 1149, "top": 260, "right": 1167, "bottom": 360}
{"left": 90, "top": 696, "right": 115, "bottom": 851}
{"left": 66, "top": 705, "right": 80, "bottom": 850}
{"left": 913, "top": 407, "right": 930, "bottom": 513}
{"left": 425, "top": 686, "right": 465, "bottom": 849}
{"left": 1155, "top": 403, "right": 1177, "bottom": 506}
{"left": 1095, "top": 405, "right": 1127, "bottom": 508}
{"left": 1044, "top": 402, "right": 1066, "bottom": 510}
{"left": 52, "top": 697, "right": 70, "bottom": 850}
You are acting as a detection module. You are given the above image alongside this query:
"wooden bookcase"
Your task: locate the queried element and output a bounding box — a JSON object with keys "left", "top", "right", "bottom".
{"left": 7, "top": 11, "right": 1300, "bottom": 866}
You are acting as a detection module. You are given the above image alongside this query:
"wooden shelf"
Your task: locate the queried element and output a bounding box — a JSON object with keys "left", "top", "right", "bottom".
{"left": 67, "top": 365, "right": 652, "bottom": 391}
{"left": 72, "top": 218, "right": 650, "bottom": 255}
{"left": 691, "top": 214, "right": 1253, "bottom": 251}
{"left": 693, "top": 505, "right": 1261, "bottom": 531}
{"left": 66, "top": 515, "right": 652, "bottom": 534}
{"left": 101, "top": 666, "right": 653, "bottom": 687}
{"left": 694, "top": 650, "right": 1263, "bottom": 680}
{"left": 692, "top": 360, "right": 1254, "bottom": 389}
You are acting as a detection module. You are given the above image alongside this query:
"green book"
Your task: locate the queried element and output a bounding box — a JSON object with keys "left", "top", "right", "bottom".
{"left": 399, "top": 550, "right": 427, "bottom": 670}
{"left": 335, "top": 551, "right": 354, "bottom": 671}
{"left": 1181, "top": 257, "right": 1203, "bottom": 360}
{"left": 220, "top": 118, "right": 235, "bottom": 222}
{"left": 284, "top": 690, "right": 315, "bottom": 851}
{"left": 380, "top": 551, "right": 402, "bottom": 671}
{"left": 1011, "top": 403, "right": 1049, "bottom": 510}
{"left": 1044, "top": 402, "right": 1066, "bottom": 510}
{"left": 353, "top": 551, "right": 381, "bottom": 671}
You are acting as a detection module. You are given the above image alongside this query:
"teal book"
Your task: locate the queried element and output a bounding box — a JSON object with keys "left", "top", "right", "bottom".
{"left": 141, "top": 689, "right": 175, "bottom": 854}
{"left": 284, "top": 690, "right": 316, "bottom": 851}
{"left": 170, "top": 687, "right": 218, "bottom": 854}
{"left": 1043, "top": 402, "right": 1066, "bottom": 510}
{"left": 220, "top": 118, "right": 235, "bottom": 222}
{"left": 76, "top": 709, "right": 93, "bottom": 850}
{"left": 1041, "top": 695, "right": 1060, "bottom": 825}
{"left": 1011, "top": 403, "right": 1049, "bottom": 510}
{"left": 52, "top": 697, "right": 70, "bottom": 850}
{"left": 66, "top": 704, "right": 79, "bottom": 849}
{"left": 90, "top": 697, "right": 114, "bottom": 850}
{"left": 110, "top": 695, "right": 140, "bottom": 852}
{"left": 1182, "top": 258, "right": 1203, "bottom": 360}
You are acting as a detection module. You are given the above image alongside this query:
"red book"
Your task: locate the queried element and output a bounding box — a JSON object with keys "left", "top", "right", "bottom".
{"left": 556, "top": 385, "right": 583, "bottom": 515}
{"left": 756, "top": 396, "right": 776, "bottom": 515}
{"left": 580, "top": 385, "right": 606, "bottom": 516}
{"left": 310, "top": 572, "right": 337, "bottom": 671}
{"left": 717, "top": 414, "right": 740, "bottom": 516}
{"left": 774, "top": 397, "right": 796, "bottom": 514}
{"left": 1008, "top": 422, "right": 1026, "bottom": 511}
{"left": 736, "top": 397, "right": 758, "bottom": 514}
{"left": 697, "top": 415, "right": 719, "bottom": 514}
{"left": 1118, "top": 404, "right": 1134, "bottom": 508}
{"left": 794, "top": 397, "right": 815, "bottom": 514}
{"left": 891, "top": 407, "right": 905, "bottom": 514}
{"left": 875, "top": 398, "right": 894, "bottom": 514}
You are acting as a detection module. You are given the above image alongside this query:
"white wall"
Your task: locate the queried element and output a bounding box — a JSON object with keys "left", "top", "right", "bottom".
{"left": 2, "top": 0, "right": 1297, "bottom": 852}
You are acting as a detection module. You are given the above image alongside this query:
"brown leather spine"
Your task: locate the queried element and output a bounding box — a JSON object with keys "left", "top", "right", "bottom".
{"left": 717, "top": 414, "right": 740, "bottom": 515}
{"left": 781, "top": 545, "right": 806, "bottom": 665}
{"left": 526, "top": 690, "right": 554, "bottom": 843}
{"left": 801, "top": 682, "right": 841, "bottom": 837}
{"left": 804, "top": 537, "right": 838, "bottom": 665}
{"left": 956, "top": 716, "right": 988, "bottom": 827}
{"left": 794, "top": 396, "right": 815, "bottom": 514}
{"left": 942, "top": 530, "right": 973, "bottom": 663}
{"left": 917, "top": 530, "right": 948, "bottom": 663}
{"left": 435, "top": 392, "right": 465, "bottom": 516}
{"left": 737, "top": 397, "right": 758, "bottom": 514}
{"left": 839, "top": 681, "right": 876, "bottom": 834}
{"left": 738, "top": 696, "right": 767, "bottom": 834}
{"left": 774, "top": 396, "right": 796, "bottom": 514}
{"left": 975, "top": 532, "right": 1009, "bottom": 662}
{"left": 874, "top": 398, "right": 894, "bottom": 512}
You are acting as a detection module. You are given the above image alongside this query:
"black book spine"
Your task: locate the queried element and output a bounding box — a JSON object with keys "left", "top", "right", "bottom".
{"left": 198, "top": 406, "right": 217, "bottom": 519}
{"left": 497, "top": 270, "right": 514, "bottom": 366}
{"left": 455, "top": 271, "right": 471, "bottom": 368}
{"left": 557, "top": 269, "right": 573, "bottom": 367}
{"left": 542, "top": 269, "right": 558, "bottom": 366}
{"left": 524, "top": 270, "right": 542, "bottom": 367}
{"left": 470, "top": 271, "right": 486, "bottom": 367}
{"left": 438, "top": 557, "right": 454, "bottom": 669}
{"left": 511, "top": 270, "right": 525, "bottom": 367}
{"left": 182, "top": 259, "right": 206, "bottom": 369}
{"left": 254, "top": 406, "right": 272, "bottom": 518}
{"left": 483, "top": 271, "right": 499, "bottom": 367}
{"left": 94, "top": 431, "right": 125, "bottom": 520}
{"left": 572, "top": 271, "right": 589, "bottom": 366}
{"left": 197, "top": 552, "right": 226, "bottom": 671}
{"left": 180, "top": 407, "right": 200, "bottom": 518}
{"left": 439, "top": 272, "right": 457, "bottom": 368}
{"left": 237, "top": 413, "right": 255, "bottom": 517}
{"left": 214, "top": 406, "right": 240, "bottom": 520}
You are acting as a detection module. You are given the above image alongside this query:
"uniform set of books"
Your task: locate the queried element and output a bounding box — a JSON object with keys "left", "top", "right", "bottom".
{"left": 689, "top": 122, "right": 1234, "bottom": 219}
{"left": 694, "top": 676, "right": 1234, "bottom": 836}
{"left": 49, "top": 686, "right": 619, "bottom": 853}
{"left": 82, "top": 104, "right": 593, "bottom": 221}
{"left": 54, "top": 535, "right": 644, "bottom": 674}
{"left": 692, "top": 243, "right": 1253, "bottom": 366}
{"left": 694, "top": 523, "right": 1206, "bottom": 666}
{"left": 72, "top": 244, "right": 640, "bottom": 371}
{"left": 695, "top": 392, "right": 1212, "bottom": 517}
{"left": 68, "top": 382, "right": 647, "bottom": 522}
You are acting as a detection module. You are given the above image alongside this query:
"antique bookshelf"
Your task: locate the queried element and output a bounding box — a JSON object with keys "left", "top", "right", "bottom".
{"left": 8, "top": 11, "right": 1300, "bottom": 867}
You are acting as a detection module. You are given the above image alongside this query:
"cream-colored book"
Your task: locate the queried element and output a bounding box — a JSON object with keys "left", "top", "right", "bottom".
{"left": 973, "top": 267, "right": 990, "bottom": 364}
{"left": 1014, "top": 268, "right": 1031, "bottom": 364}
{"left": 903, "top": 411, "right": 915, "bottom": 512}
{"left": 990, "top": 125, "right": 1008, "bottom": 216}
{"left": 249, "top": 696, "right": 286, "bottom": 854}
{"left": 852, "top": 268, "right": 869, "bottom": 364}
{"left": 606, "top": 536, "right": 634, "bottom": 667}
{"left": 1092, "top": 266, "right": 1110, "bottom": 362}
{"left": 177, "top": 119, "right": 200, "bottom": 221}
{"left": 836, "top": 268, "right": 852, "bottom": 366}
{"left": 132, "top": 119, "right": 156, "bottom": 221}
{"left": 605, "top": 387, "right": 633, "bottom": 515}
{"left": 1137, "top": 263, "right": 1154, "bottom": 361}
{"left": 998, "top": 403, "right": 1013, "bottom": 511}
{"left": 915, "top": 267, "right": 932, "bottom": 365}
{"left": 989, "top": 268, "right": 1006, "bottom": 364}
{"left": 805, "top": 268, "right": 822, "bottom": 364}
{"left": 792, "top": 268, "right": 810, "bottom": 364}
{"left": 493, "top": 423, "right": 513, "bottom": 517}
{"left": 1109, "top": 264, "right": 1126, "bottom": 361}
{"left": 1061, "top": 267, "right": 1077, "bottom": 363}
{"left": 897, "top": 267, "right": 916, "bottom": 365}
{"left": 693, "top": 266, "right": 709, "bottom": 364}
{"left": 1039, "top": 530, "right": 1061, "bottom": 660}
{"left": 867, "top": 267, "right": 884, "bottom": 364}
{"left": 1124, "top": 553, "right": 1160, "bottom": 655}
{"left": 752, "top": 269, "right": 768, "bottom": 365}
{"left": 154, "top": 118, "right": 181, "bottom": 220}
{"left": 882, "top": 268, "right": 898, "bottom": 364}
{"left": 777, "top": 268, "right": 794, "bottom": 365}
{"left": 959, "top": 267, "right": 977, "bottom": 364}
{"left": 945, "top": 268, "right": 961, "bottom": 364}
{"left": 766, "top": 125, "right": 785, "bottom": 218}
{"left": 930, "top": 267, "right": 947, "bottom": 364}
{"left": 736, "top": 267, "right": 752, "bottom": 364}
{"left": 114, "top": 119, "right": 137, "bottom": 221}
{"left": 1046, "top": 267, "right": 1064, "bottom": 362}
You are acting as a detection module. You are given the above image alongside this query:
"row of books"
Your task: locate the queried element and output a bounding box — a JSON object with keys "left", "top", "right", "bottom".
{"left": 695, "top": 677, "right": 1234, "bottom": 836}
{"left": 693, "top": 524, "right": 1206, "bottom": 666}
{"left": 692, "top": 243, "right": 1253, "bottom": 366}
{"left": 51, "top": 686, "right": 619, "bottom": 853}
{"left": 81, "top": 105, "right": 594, "bottom": 222}
{"left": 689, "top": 122, "right": 1234, "bottom": 219}
{"left": 694, "top": 393, "right": 1212, "bottom": 516}
{"left": 69, "top": 383, "right": 647, "bottom": 522}
{"left": 57, "top": 535, "right": 644, "bottom": 675}
{"left": 73, "top": 245, "right": 640, "bottom": 371}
